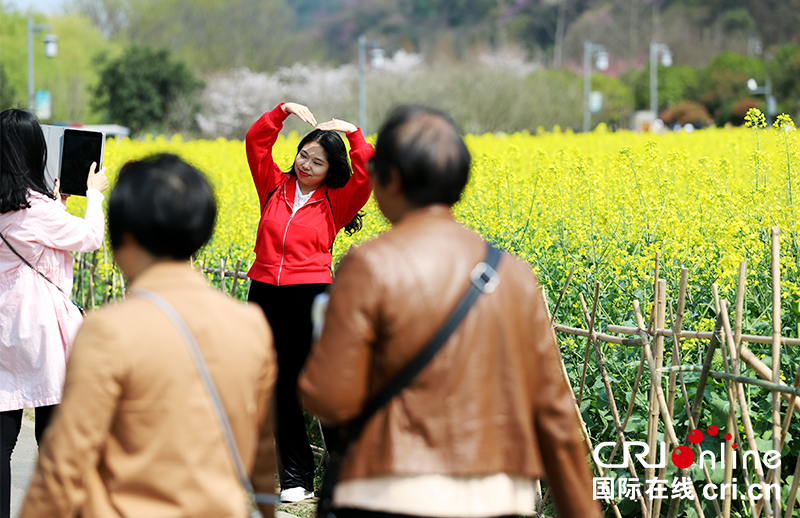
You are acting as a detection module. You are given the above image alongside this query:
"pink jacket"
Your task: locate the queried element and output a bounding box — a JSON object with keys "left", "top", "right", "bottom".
{"left": 0, "top": 190, "right": 104, "bottom": 411}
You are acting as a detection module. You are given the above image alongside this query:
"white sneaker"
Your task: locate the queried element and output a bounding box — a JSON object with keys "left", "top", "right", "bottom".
{"left": 280, "top": 487, "right": 314, "bottom": 503}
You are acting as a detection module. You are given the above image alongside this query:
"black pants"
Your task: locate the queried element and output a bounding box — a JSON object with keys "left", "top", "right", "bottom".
{"left": 1, "top": 405, "right": 57, "bottom": 518}
{"left": 248, "top": 280, "right": 327, "bottom": 492}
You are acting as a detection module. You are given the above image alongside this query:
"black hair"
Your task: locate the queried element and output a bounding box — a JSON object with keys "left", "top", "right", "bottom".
{"left": 108, "top": 154, "right": 217, "bottom": 260}
{"left": 0, "top": 109, "right": 56, "bottom": 214}
{"left": 285, "top": 129, "right": 363, "bottom": 235}
{"left": 370, "top": 106, "right": 470, "bottom": 207}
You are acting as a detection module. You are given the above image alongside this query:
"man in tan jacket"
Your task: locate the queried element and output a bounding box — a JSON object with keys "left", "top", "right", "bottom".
{"left": 299, "top": 107, "right": 601, "bottom": 518}
{"left": 20, "top": 154, "right": 277, "bottom": 518}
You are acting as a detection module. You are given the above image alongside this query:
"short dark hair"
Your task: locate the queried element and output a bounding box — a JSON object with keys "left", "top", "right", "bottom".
{"left": 370, "top": 106, "right": 470, "bottom": 207}
{"left": 0, "top": 109, "right": 55, "bottom": 214}
{"left": 285, "top": 129, "right": 362, "bottom": 234}
{"left": 108, "top": 154, "right": 216, "bottom": 259}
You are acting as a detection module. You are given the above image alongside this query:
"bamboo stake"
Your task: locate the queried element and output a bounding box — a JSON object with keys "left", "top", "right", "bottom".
{"left": 102, "top": 242, "right": 110, "bottom": 304}
{"left": 645, "top": 279, "right": 662, "bottom": 511}
{"left": 677, "top": 298, "right": 726, "bottom": 517}
{"left": 579, "top": 289, "right": 649, "bottom": 518}
{"left": 76, "top": 252, "right": 85, "bottom": 307}
{"left": 88, "top": 251, "right": 96, "bottom": 310}
{"left": 603, "top": 326, "right": 800, "bottom": 347}
{"left": 541, "top": 288, "right": 625, "bottom": 518}
{"left": 691, "top": 313, "right": 724, "bottom": 426}
{"left": 600, "top": 347, "right": 647, "bottom": 483}
{"left": 770, "top": 226, "right": 781, "bottom": 517}
{"left": 647, "top": 252, "right": 660, "bottom": 334}
{"left": 230, "top": 258, "right": 242, "bottom": 298}
{"left": 553, "top": 324, "right": 644, "bottom": 345}
{"left": 549, "top": 264, "right": 575, "bottom": 324}
{"left": 119, "top": 269, "right": 126, "bottom": 297}
{"left": 652, "top": 280, "right": 668, "bottom": 518}
{"left": 712, "top": 283, "right": 721, "bottom": 312}
{"left": 576, "top": 288, "right": 599, "bottom": 408}
{"left": 723, "top": 321, "right": 776, "bottom": 518}
{"left": 720, "top": 300, "right": 765, "bottom": 518}
{"left": 219, "top": 257, "right": 227, "bottom": 293}
{"left": 739, "top": 345, "right": 800, "bottom": 413}
{"left": 723, "top": 407, "right": 735, "bottom": 518}
{"left": 730, "top": 264, "right": 750, "bottom": 518}
{"left": 633, "top": 300, "right": 706, "bottom": 518}
{"left": 112, "top": 269, "right": 117, "bottom": 301}
{"left": 719, "top": 297, "right": 736, "bottom": 518}
{"left": 667, "top": 269, "right": 688, "bottom": 418}
{"left": 659, "top": 366, "right": 799, "bottom": 395}
{"left": 785, "top": 453, "right": 800, "bottom": 518}
{"left": 667, "top": 334, "right": 728, "bottom": 518}
{"left": 735, "top": 262, "right": 747, "bottom": 358}
{"left": 666, "top": 307, "right": 726, "bottom": 518}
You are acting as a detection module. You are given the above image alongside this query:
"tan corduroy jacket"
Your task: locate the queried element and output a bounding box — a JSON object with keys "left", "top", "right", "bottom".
{"left": 299, "top": 205, "right": 601, "bottom": 518}
{"left": 20, "top": 262, "right": 277, "bottom": 518}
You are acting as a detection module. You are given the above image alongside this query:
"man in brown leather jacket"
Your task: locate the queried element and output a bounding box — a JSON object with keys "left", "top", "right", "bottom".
{"left": 299, "top": 107, "right": 601, "bottom": 518}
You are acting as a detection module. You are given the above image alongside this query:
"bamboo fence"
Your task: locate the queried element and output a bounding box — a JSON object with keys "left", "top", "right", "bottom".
{"left": 545, "top": 226, "right": 798, "bottom": 518}
{"left": 70, "top": 227, "right": 800, "bottom": 518}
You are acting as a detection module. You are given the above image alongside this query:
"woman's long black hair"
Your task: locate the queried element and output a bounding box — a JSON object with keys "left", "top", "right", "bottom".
{"left": 0, "top": 109, "right": 55, "bottom": 214}
{"left": 285, "top": 129, "right": 363, "bottom": 235}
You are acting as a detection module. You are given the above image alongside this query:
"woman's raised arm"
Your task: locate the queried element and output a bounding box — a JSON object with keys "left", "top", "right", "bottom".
{"left": 318, "top": 119, "right": 374, "bottom": 229}
{"left": 246, "top": 102, "right": 314, "bottom": 207}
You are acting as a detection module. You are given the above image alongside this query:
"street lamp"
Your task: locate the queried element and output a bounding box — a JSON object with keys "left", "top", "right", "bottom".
{"left": 747, "top": 77, "right": 777, "bottom": 125}
{"left": 27, "top": 17, "right": 58, "bottom": 112}
{"left": 358, "top": 35, "right": 384, "bottom": 135}
{"left": 649, "top": 42, "right": 672, "bottom": 118}
{"left": 583, "top": 41, "right": 608, "bottom": 133}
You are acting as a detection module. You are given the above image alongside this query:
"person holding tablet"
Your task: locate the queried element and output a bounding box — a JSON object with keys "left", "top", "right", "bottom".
{"left": 245, "top": 102, "right": 373, "bottom": 503}
{"left": 0, "top": 109, "right": 108, "bottom": 518}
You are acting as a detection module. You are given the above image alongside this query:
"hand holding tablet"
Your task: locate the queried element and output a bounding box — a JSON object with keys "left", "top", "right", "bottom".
{"left": 42, "top": 126, "right": 106, "bottom": 196}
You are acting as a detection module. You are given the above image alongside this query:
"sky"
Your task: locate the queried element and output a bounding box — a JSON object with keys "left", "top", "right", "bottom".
{"left": 5, "top": 0, "right": 66, "bottom": 14}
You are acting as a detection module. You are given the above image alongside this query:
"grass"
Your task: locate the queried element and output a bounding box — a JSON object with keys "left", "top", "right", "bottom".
{"left": 276, "top": 498, "right": 318, "bottom": 518}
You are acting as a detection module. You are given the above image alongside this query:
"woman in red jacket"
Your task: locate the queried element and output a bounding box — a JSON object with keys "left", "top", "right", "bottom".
{"left": 245, "top": 102, "right": 373, "bottom": 503}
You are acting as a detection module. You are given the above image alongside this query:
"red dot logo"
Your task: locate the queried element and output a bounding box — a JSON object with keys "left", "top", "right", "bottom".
{"left": 707, "top": 425, "right": 719, "bottom": 436}
{"left": 724, "top": 432, "right": 732, "bottom": 441}
{"left": 672, "top": 446, "right": 695, "bottom": 468}
{"left": 688, "top": 429, "right": 704, "bottom": 444}
{"left": 732, "top": 443, "right": 738, "bottom": 449}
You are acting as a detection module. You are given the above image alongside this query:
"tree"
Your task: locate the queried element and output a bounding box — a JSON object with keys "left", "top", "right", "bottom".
{"left": 93, "top": 46, "right": 201, "bottom": 134}
{"left": 700, "top": 51, "right": 764, "bottom": 126}
{"left": 0, "top": 63, "right": 17, "bottom": 111}
{"left": 769, "top": 44, "right": 800, "bottom": 120}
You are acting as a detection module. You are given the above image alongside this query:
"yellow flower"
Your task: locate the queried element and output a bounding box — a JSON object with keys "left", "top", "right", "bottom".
{"left": 745, "top": 107, "right": 767, "bottom": 129}
{"left": 774, "top": 113, "right": 796, "bottom": 132}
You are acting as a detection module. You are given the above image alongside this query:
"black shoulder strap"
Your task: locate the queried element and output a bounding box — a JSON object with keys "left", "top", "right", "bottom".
{"left": 261, "top": 185, "right": 281, "bottom": 214}
{"left": 351, "top": 241, "right": 502, "bottom": 435}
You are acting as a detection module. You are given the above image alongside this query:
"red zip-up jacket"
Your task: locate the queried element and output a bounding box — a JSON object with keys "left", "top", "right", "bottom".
{"left": 245, "top": 103, "right": 374, "bottom": 286}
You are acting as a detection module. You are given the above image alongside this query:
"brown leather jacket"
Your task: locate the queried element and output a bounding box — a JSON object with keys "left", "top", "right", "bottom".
{"left": 299, "top": 205, "right": 600, "bottom": 517}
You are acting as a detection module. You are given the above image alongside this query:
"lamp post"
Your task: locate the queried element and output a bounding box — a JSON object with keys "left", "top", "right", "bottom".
{"left": 27, "top": 17, "right": 58, "bottom": 112}
{"left": 583, "top": 41, "right": 608, "bottom": 133}
{"left": 747, "top": 77, "right": 777, "bottom": 125}
{"left": 649, "top": 42, "right": 672, "bottom": 119}
{"left": 358, "top": 35, "right": 384, "bottom": 135}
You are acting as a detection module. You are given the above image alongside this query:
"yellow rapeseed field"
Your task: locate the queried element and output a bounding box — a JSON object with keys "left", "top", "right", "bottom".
{"left": 67, "top": 110, "right": 798, "bottom": 335}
